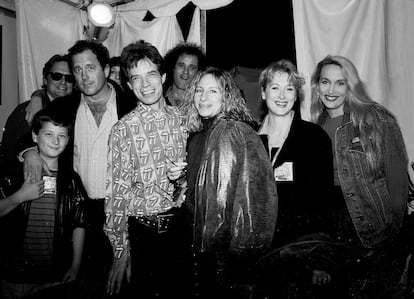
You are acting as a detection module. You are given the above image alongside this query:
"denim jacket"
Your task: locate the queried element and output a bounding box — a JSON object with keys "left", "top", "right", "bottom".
{"left": 331, "top": 113, "right": 408, "bottom": 248}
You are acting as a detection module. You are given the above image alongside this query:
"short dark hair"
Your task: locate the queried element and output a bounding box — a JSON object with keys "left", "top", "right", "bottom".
{"left": 32, "top": 105, "right": 72, "bottom": 136}
{"left": 67, "top": 40, "right": 110, "bottom": 71}
{"left": 42, "top": 54, "right": 70, "bottom": 89}
{"left": 163, "top": 42, "right": 206, "bottom": 88}
{"left": 109, "top": 56, "right": 121, "bottom": 68}
{"left": 120, "top": 40, "right": 164, "bottom": 78}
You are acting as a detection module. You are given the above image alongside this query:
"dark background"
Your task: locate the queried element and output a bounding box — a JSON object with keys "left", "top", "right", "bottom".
{"left": 177, "top": 0, "right": 296, "bottom": 70}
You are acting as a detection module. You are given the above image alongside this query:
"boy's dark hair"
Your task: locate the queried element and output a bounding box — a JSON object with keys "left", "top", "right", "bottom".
{"left": 120, "top": 40, "right": 165, "bottom": 78}
{"left": 68, "top": 40, "right": 110, "bottom": 71}
{"left": 32, "top": 106, "right": 72, "bottom": 137}
{"left": 42, "top": 54, "right": 71, "bottom": 89}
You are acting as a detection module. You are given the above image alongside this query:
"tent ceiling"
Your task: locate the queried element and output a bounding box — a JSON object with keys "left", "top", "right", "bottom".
{"left": 59, "top": 0, "right": 135, "bottom": 9}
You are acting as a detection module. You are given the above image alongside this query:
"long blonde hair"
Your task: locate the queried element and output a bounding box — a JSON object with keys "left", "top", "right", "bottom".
{"left": 310, "top": 55, "right": 397, "bottom": 174}
{"left": 180, "top": 67, "right": 255, "bottom": 133}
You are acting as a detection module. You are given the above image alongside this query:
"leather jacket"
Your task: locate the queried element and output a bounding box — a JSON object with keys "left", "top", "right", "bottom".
{"left": 322, "top": 112, "right": 408, "bottom": 248}
{"left": 193, "top": 118, "right": 278, "bottom": 260}
{"left": 0, "top": 165, "right": 87, "bottom": 281}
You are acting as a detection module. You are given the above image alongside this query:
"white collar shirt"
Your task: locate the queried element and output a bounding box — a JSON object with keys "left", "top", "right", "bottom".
{"left": 74, "top": 84, "right": 118, "bottom": 198}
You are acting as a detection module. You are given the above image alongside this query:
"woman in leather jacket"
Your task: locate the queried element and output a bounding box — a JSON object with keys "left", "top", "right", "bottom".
{"left": 310, "top": 55, "right": 409, "bottom": 298}
{"left": 180, "top": 67, "right": 278, "bottom": 298}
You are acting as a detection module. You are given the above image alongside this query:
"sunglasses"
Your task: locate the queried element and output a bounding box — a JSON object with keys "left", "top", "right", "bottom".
{"left": 49, "top": 72, "right": 75, "bottom": 84}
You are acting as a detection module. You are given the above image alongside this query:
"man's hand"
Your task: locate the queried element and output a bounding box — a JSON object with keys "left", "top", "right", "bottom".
{"left": 107, "top": 257, "right": 131, "bottom": 295}
{"left": 173, "top": 180, "right": 187, "bottom": 208}
{"left": 25, "top": 94, "right": 43, "bottom": 125}
{"left": 23, "top": 149, "right": 50, "bottom": 182}
{"left": 166, "top": 161, "right": 187, "bottom": 181}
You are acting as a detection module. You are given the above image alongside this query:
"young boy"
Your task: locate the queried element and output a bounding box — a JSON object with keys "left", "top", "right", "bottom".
{"left": 0, "top": 107, "right": 87, "bottom": 299}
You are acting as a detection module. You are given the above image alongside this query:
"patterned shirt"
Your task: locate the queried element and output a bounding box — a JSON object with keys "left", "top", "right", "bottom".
{"left": 105, "top": 101, "right": 188, "bottom": 259}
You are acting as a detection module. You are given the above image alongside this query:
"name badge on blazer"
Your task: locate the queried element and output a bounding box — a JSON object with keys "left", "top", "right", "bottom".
{"left": 274, "top": 161, "right": 293, "bottom": 182}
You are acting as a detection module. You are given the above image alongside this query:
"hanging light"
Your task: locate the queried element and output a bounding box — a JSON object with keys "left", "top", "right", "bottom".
{"left": 84, "top": 2, "right": 115, "bottom": 42}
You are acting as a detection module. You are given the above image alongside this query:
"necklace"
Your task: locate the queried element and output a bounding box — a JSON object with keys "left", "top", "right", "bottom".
{"left": 267, "top": 111, "right": 294, "bottom": 165}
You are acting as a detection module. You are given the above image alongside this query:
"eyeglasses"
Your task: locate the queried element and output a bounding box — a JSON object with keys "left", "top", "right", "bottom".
{"left": 49, "top": 72, "right": 75, "bottom": 84}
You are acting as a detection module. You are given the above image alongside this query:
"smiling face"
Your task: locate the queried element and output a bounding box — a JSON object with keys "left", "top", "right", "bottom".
{"left": 318, "top": 64, "right": 347, "bottom": 118}
{"left": 127, "top": 58, "right": 166, "bottom": 111}
{"left": 173, "top": 54, "right": 199, "bottom": 90}
{"left": 262, "top": 71, "right": 296, "bottom": 117}
{"left": 32, "top": 122, "right": 69, "bottom": 162}
{"left": 45, "top": 61, "right": 73, "bottom": 100}
{"left": 194, "top": 74, "right": 223, "bottom": 119}
{"left": 72, "top": 49, "right": 109, "bottom": 99}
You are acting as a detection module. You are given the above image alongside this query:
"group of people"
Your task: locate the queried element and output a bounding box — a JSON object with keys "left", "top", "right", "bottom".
{"left": 0, "top": 37, "right": 410, "bottom": 299}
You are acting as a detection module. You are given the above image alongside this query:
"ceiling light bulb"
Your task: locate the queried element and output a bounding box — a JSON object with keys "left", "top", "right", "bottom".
{"left": 88, "top": 3, "right": 114, "bottom": 27}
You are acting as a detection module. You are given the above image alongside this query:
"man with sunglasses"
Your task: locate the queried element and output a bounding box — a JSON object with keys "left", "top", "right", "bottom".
{"left": 0, "top": 54, "right": 74, "bottom": 178}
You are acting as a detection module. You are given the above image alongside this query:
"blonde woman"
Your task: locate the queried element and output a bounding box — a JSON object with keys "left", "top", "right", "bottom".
{"left": 254, "top": 60, "right": 335, "bottom": 297}
{"left": 311, "top": 55, "right": 409, "bottom": 297}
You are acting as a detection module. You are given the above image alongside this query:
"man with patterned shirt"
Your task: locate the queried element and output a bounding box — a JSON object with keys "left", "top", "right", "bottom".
{"left": 105, "top": 40, "right": 188, "bottom": 298}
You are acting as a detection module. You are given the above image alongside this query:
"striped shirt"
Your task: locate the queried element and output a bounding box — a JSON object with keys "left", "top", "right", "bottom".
{"left": 22, "top": 170, "right": 57, "bottom": 281}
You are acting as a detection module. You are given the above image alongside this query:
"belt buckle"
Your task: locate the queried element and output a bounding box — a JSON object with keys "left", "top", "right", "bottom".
{"left": 157, "top": 213, "right": 173, "bottom": 234}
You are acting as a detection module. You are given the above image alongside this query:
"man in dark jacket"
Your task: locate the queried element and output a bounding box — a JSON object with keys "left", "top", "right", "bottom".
{"left": 0, "top": 54, "right": 74, "bottom": 178}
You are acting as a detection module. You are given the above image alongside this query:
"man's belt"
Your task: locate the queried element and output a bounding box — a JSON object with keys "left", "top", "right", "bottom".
{"left": 134, "top": 213, "right": 175, "bottom": 233}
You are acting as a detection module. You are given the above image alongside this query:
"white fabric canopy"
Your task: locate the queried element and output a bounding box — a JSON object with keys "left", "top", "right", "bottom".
{"left": 116, "top": 0, "right": 233, "bottom": 17}
{"left": 16, "top": 0, "right": 414, "bottom": 177}
{"left": 16, "top": 0, "right": 231, "bottom": 102}
{"left": 293, "top": 0, "right": 414, "bottom": 177}
{"left": 294, "top": 0, "right": 387, "bottom": 119}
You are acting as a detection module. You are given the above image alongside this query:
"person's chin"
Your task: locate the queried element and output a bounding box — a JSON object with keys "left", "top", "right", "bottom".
{"left": 176, "top": 81, "right": 188, "bottom": 90}
{"left": 54, "top": 90, "right": 67, "bottom": 97}
{"left": 141, "top": 96, "right": 161, "bottom": 106}
{"left": 199, "top": 112, "right": 213, "bottom": 118}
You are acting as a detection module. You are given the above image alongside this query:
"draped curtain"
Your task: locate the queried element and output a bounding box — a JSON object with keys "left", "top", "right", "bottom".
{"left": 293, "top": 0, "right": 414, "bottom": 177}
{"left": 16, "top": 0, "right": 232, "bottom": 103}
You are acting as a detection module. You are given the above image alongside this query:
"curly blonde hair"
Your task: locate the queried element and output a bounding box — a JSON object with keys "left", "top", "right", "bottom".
{"left": 180, "top": 67, "right": 255, "bottom": 133}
